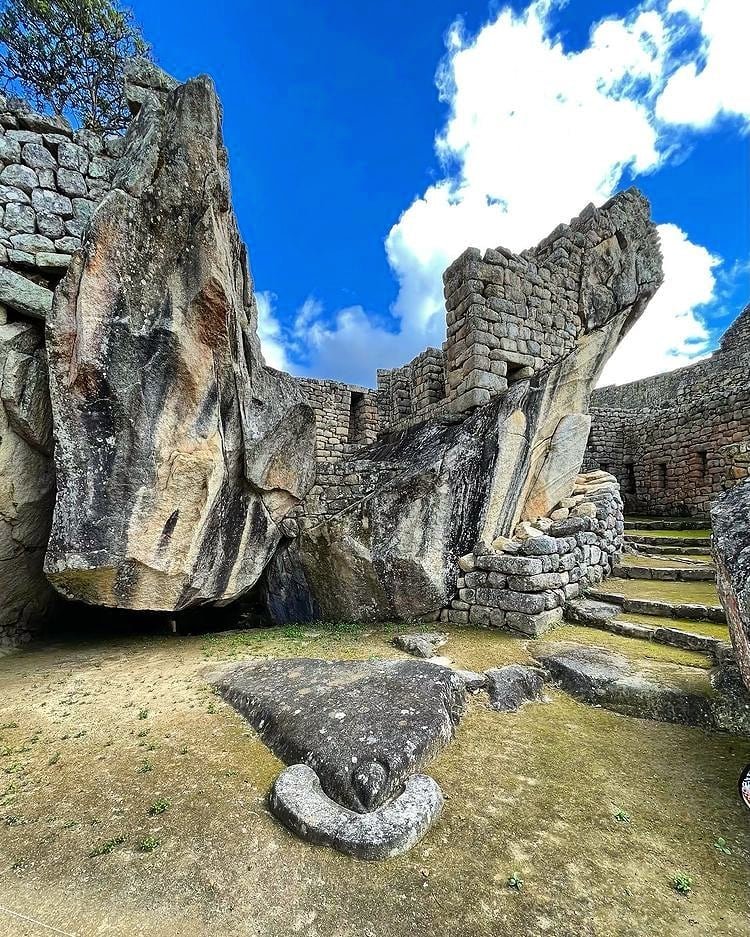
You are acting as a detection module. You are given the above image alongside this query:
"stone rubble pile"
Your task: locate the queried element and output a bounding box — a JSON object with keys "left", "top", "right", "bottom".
{"left": 444, "top": 471, "right": 623, "bottom": 636}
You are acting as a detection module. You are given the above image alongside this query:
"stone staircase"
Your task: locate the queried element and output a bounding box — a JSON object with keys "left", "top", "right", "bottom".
{"left": 568, "top": 515, "right": 726, "bottom": 646}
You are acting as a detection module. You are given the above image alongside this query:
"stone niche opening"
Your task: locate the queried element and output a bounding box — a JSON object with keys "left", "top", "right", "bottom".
{"left": 347, "top": 391, "right": 367, "bottom": 445}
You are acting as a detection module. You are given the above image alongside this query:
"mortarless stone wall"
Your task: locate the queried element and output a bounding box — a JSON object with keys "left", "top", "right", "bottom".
{"left": 583, "top": 304, "right": 750, "bottom": 517}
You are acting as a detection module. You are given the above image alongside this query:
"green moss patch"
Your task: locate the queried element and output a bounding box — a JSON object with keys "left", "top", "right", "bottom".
{"left": 595, "top": 577, "right": 721, "bottom": 607}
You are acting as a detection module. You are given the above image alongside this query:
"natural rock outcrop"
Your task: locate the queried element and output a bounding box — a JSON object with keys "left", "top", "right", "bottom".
{"left": 712, "top": 479, "right": 750, "bottom": 689}
{"left": 393, "top": 631, "right": 448, "bottom": 658}
{"left": 295, "top": 191, "right": 662, "bottom": 622}
{"left": 0, "top": 321, "right": 55, "bottom": 644}
{"left": 212, "top": 657, "right": 465, "bottom": 812}
{"left": 44, "top": 68, "right": 316, "bottom": 610}
{"left": 533, "top": 640, "right": 750, "bottom": 735}
{"left": 485, "top": 664, "right": 546, "bottom": 712}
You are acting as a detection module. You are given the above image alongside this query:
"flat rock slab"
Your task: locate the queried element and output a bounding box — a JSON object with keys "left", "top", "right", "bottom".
{"left": 532, "top": 642, "right": 718, "bottom": 728}
{"left": 393, "top": 632, "right": 448, "bottom": 658}
{"left": 269, "top": 764, "right": 443, "bottom": 861}
{"left": 213, "top": 657, "right": 465, "bottom": 812}
{"left": 485, "top": 664, "right": 546, "bottom": 712}
{"left": 565, "top": 597, "right": 621, "bottom": 627}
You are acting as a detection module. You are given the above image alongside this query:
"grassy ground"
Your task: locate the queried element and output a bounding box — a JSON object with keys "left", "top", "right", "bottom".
{"left": 0, "top": 624, "right": 748, "bottom": 937}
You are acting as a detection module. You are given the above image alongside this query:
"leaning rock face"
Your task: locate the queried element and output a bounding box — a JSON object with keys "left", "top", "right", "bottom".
{"left": 45, "top": 72, "right": 316, "bottom": 610}
{"left": 0, "top": 321, "right": 56, "bottom": 645}
{"left": 712, "top": 480, "right": 750, "bottom": 689}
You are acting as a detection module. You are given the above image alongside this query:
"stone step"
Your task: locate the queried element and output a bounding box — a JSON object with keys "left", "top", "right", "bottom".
{"left": 612, "top": 563, "right": 715, "bottom": 582}
{"left": 629, "top": 543, "right": 713, "bottom": 557}
{"left": 627, "top": 533, "right": 712, "bottom": 548}
{"left": 618, "top": 552, "right": 713, "bottom": 569}
{"left": 624, "top": 517, "right": 710, "bottom": 531}
{"left": 587, "top": 588, "right": 726, "bottom": 623}
{"left": 592, "top": 575, "right": 721, "bottom": 606}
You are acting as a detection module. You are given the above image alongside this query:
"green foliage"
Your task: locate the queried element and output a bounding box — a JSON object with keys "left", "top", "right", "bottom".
{"left": 137, "top": 758, "right": 152, "bottom": 774}
{"left": 88, "top": 835, "right": 124, "bottom": 857}
{"left": 148, "top": 797, "right": 170, "bottom": 816}
{"left": 507, "top": 873, "right": 524, "bottom": 891}
{"left": 713, "top": 837, "right": 731, "bottom": 855}
{"left": 0, "top": 0, "right": 149, "bottom": 130}
{"left": 671, "top": 872, "right": 693, "bottom": 895}
{"left": 614, "top": 809, "right": 631, "bottom": 823}
{"left": 137, "top": 834, "right": 160, "bottom": 852}
{"left": 138, "top": 709, "right": 149, "bottom": 720}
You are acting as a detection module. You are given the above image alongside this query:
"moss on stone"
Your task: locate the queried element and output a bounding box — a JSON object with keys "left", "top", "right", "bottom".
{"left": 595, "top": 577, "right": 721, "bottom": 607}
{"left": 627, "top": 529, "right": 711, "bottom": 539}
{"left": 620, "top": 554, "right": 714, "bottom": 569}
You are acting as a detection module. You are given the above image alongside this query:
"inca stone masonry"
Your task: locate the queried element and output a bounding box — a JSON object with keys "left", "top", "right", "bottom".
{"left": 0, "top": 60, "right": 746, "bottom": 659}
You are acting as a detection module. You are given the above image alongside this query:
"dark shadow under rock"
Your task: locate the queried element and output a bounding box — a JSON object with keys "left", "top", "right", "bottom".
{"left": 211, "top": 657, "right": 466, "bottom": 812}
{"left": 485, "top": 664, "right": 546, "bottom": 712}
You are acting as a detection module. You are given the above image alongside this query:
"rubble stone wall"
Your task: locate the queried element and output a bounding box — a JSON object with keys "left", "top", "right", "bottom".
{"left": 0, "top": 95, "right": 119, "bottom": 293}
{"left": 584, "top": 305, "right": 750, "bottom": 517}
{"left": 442, "top": 473, "right": 624, "bottom": 636}
{"left": 290, "top": 375, "right": 381, "bottom": 464}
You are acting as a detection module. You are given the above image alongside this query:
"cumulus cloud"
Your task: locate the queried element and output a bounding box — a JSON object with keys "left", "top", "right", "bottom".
{"left": 656, "top": 0, "right": 750, "bottom": 128}
{"left": 255, "top": 291, "right": 289, "bottom": 371}
{"left": 599, "top": 222, "right": 718, "bottom": 384}
{"left": 265, "top": 0, "right": 743, "bottom": 386}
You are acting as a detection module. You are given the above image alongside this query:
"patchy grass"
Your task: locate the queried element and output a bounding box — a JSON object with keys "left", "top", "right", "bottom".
{"left": 0, "top": 628, "right": 747, "bottom": 937}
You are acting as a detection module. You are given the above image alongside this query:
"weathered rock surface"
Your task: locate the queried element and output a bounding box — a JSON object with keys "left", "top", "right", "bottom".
{"left": 485, "top": 664, "right": 546, "bottom": 712}
{"left": 295, "top": 191, "right": 662, "bottom": 621}
{"left": 269, "top": 764, "right": 443, "bottom": 861}
{"left": 212, "top": 657, "right": 465, "bottom": 812}
{"left": 712, "top": 479, "right": 750, "bottom": 690}
{"left": 532, "top": 641, "right": 750, "bottom": 734}
{"left": 565, "top": 597, "right": 622, "bottom": 627}
{"left": 393, "top": 632, "right": 448, "bottom": 658}
{"left": 0, "top": 321, "right": 56, "bottom": 645}
{"left": 44, "top": 68, "right": 316, "bottom": 610}
{"left": 0, "top": 268, "right": 53, "bottom": 321}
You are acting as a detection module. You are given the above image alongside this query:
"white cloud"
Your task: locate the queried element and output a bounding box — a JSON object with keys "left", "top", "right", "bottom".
{"left": 656, "top": 0, "right": 750, "bottom": 128}
{"left": 599, "top": 222, "right": 718, "bottom": 384}
{"left": 255, "top": 291, "right": 289, "bottom": 371}
{"left": 265, "top": 0, "right": 742, "bottom": 387}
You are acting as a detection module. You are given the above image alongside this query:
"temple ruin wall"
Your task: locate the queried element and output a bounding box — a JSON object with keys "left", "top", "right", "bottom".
{"left": 583, "top": 305, "right": 750, "bottom": 517}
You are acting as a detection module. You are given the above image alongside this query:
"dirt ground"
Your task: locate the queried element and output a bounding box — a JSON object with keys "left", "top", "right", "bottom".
{"left": 0, "top": 623, "right": 748, "bottom": 937}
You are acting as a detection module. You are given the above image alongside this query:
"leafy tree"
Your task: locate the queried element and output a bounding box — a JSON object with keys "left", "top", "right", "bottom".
{"left": 0, "top": 0, "right": 149, "bottom": 132}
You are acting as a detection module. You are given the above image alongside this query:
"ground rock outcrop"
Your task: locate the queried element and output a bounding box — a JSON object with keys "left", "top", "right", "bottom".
{"left": 712, "top": 479, "right": 750, "bottom": 689}
{"left": 44, "top": 67, "right": 316, "bottom": 610}
{"left": 295, "top": 191, "right": 662, "bottom": 621}
{"left": 212, "top": 657, "right": 465, "bottom": 812}
{"left": 0, "top": 320, "right": 55, "bottom": 644}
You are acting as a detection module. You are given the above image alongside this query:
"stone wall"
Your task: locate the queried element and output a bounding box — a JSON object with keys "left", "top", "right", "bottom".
{"left": 0, "top": 95, "right": 119, "bottom": 294}
{"left": 441, "top": 472, "right": 623, "bottom": 636}
{"left": 584, "top": 304, "right": 750, "bottom": 517}
{"left": 290, "top": 375, "right": 381, "bottom": 464}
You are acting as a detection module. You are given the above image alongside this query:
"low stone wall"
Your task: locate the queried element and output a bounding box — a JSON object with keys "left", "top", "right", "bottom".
{"left": 442, "top": 472, "right": 624, "bottom": 636}
{"left": 584, "top": 304, "right": 750, "bottom": 516}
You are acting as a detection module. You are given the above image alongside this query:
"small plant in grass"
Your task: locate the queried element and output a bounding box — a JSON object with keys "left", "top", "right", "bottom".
{"left": 283, "top": 625, "right": 305, "bottom": 640}
{"left": 5, "top": 814, "right": 20, "bottom": 826}
{"left": 149, "top": 797, "right": 170, "bottom": 816}
{"left": 88, "top": 835, "right": 125, "bottom": 858}
{"left": 138, "top": 835, "right": 160, "bottom": 853}
{"left": 48, "top": 751, "right": 61, "bottom": 766}
{"left": 0, "top": 722, "right": 19, "bottom": 730}
{"left": 714, "top": 837, "right": 731, "bottom": 855}
{"left": 136, "top": 728, "right": 149, "bottom": 738}
{"left": 178, "top": 746, "right": 188, "bottom": 755}
{"left": 614, "top": 809, "right": 631, "bottom": 823}
{"left": 507, "top": 873, "right": 524, "bottom": 891}
{"left": 138, "top": 709, "right": 149, "bottom": 720}
{"left": 137, "top": 759, "right": 153, "bottom": 774}
{"left": 671, "top": 873, "right": 693, "bottom": 895}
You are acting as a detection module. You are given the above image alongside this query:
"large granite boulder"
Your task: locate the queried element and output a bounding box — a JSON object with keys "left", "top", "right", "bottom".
{"left": 0, "top": 321, "right": 56, "bottom": 645}
{"left": 294, "top": 192, "right": 662, "bottom": 621}
{"left": 212, "top": 657, "right": 465, "bottom": 812}
{"left": 712, "top": 479, "right": 750, "bottom": 689}
{"left": 44, "top": 68, "right": 316, "bottom": 611}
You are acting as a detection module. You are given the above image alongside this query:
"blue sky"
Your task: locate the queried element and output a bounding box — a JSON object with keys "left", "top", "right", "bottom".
{"left": 131, "top": 0, "right": 748, "bottom": 386}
